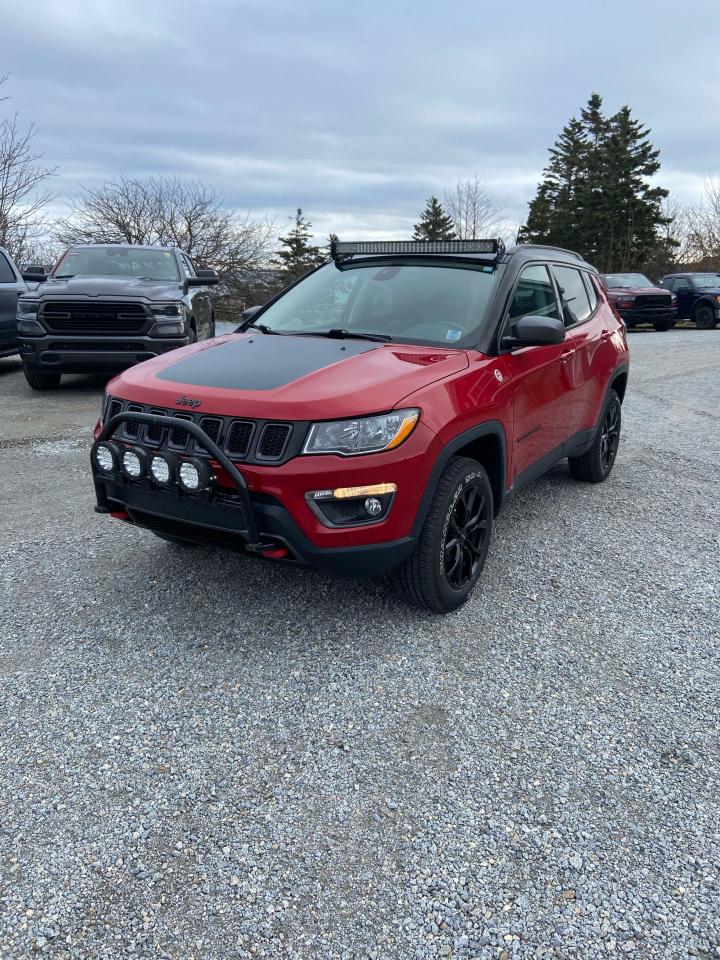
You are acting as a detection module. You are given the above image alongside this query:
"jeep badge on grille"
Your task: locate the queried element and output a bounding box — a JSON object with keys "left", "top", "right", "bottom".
{"left": 176, "top": 395, "right": 201, "bottom": 408}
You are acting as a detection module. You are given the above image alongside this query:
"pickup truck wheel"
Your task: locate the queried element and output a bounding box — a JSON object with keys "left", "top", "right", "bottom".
{"left": 396, "top": 456, "right": 493, "bottom": 613}
{"left": 23, "top": 367, "right": 61, "bottom": 390}
{"left": 694, "top": 304, "right": 717, "bottom": 330}
{"left": 568, "top": 389, "right": 621, "bottom": 482}
{"left": 188, "top": 322, "right": 197, "bottom": 343}
{"left": 653, "top": 320, "right": 674, "bottom": 332}
{"left": 624, "top": 319, "right": 637, "bottom": 329}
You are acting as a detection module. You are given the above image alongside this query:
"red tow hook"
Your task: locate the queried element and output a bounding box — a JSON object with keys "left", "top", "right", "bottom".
{"left": 258, "top": 545, "right": 289, "bottom": 559}
{"left": 110, "top": 510, "right": 130, "bottom": 520}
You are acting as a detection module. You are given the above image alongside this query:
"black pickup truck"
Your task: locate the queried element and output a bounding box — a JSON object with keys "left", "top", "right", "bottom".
{"left": 16, "top": 244, "right": 219, "bottom": 389}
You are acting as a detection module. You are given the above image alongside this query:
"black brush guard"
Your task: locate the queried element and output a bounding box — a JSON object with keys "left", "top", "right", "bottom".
{"left": 92, "top": 411, "right": 275, "bottom": 554}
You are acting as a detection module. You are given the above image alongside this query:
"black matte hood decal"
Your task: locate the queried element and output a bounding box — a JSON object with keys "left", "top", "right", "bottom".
{"left": 155, "top": 335, "right": 381, "bottom": 391}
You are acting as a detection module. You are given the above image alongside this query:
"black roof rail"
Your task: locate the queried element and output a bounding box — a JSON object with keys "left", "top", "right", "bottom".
{"left": 330, "top": 238, "right": 505, "bottom": 264}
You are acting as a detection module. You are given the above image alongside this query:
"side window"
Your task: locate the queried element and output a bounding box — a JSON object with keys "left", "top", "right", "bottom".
{"left": 583, "top": 272, "right": 599, "bottom": 311}
{"left": 672, "top": 277, "right": 691, "bottom": 292}
{"left": 0, "top": 253, "right": 15, "bottom": 283}
{"left": 506, "top": 264, "right": 560, "bottom": 328}
{"left": 552, "top": 265, "right": 593, "bottom": 327}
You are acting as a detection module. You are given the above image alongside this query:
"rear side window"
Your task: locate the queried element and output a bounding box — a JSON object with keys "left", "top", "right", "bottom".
{"left": 583, "top": 272, "right": 599, "bottom": 310}
{"left": 506, "top": 264, "right": 560, "bottom": 326}
{"left": 0, "top": 253, "right": 15, "bottom": 283}
{"left": 671, "top": 277, "right": 692, "bottom": 291}
{"left": 552, "top": 265, "right": 593, "bottom": 327}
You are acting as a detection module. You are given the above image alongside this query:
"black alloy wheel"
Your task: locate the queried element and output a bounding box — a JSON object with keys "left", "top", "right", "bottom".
{"left": 695, "top": 304, "right": 717, "bottom": 330}
{"left": 443, "top": 484, "right": 490, "bottom": 590}
{"left": 396, "top": 456, "right": 494, "bottom": 613}
{"left": 599, "top": 400, "right": 620, "bottom": 473}
{"left": 569, "top": 389, "right": 622, "bottom": 483}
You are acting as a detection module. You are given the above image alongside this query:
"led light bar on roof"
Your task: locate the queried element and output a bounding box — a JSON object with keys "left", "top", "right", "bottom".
{"left": 331, "top": 239, "right": 503, "bottom": 259}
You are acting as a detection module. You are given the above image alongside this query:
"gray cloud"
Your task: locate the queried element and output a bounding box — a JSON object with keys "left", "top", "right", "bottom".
{"left": 3, "top": 0, "right": 718, "bottom": 241}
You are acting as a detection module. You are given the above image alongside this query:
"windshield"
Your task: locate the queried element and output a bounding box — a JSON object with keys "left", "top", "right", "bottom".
{"left": 692, "top": 273, "right": 720, "bottom": 289}
{"left": 603, "top": 273, "right": 653, "bottom": 288}
{"left": 255, "top": 261, "right": 497, "bottom": 347}
{"left": 54, "top": 246, "right": 179, "bottom": 281}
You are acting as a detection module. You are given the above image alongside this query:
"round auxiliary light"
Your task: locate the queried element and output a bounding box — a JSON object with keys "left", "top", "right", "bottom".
{"left": 94, "top": 441, "right": 121, "bottom": 473}
{"left": 364, "top": 496, "right": 383, "bottom": 517}
{"left": 150, "top": 453, "right": 174, "bottom": 486}
{"left": 121, "top": 448, "right": 147, "bottom": 480}
{"left": 177, "top": 457, "right": 212, "bottom": 494}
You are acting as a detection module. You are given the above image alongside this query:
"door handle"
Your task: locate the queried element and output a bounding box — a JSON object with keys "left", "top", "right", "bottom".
{"left": 560, "top": 349, "right": 575, "bottom": 361}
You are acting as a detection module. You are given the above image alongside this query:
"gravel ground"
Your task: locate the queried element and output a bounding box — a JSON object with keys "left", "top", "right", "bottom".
{"left": 0, "top": 329, "right": 718, "bottom": 959}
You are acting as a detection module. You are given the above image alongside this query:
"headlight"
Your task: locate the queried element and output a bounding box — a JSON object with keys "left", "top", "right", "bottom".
{"left": 302, "top": 409, "right": 419, "bottom": 456}
{"left": 17, "top": 300, "right": 39, "bottom": 317}
{"left": 151, "top": 303, "right": 185, "bottom": 317}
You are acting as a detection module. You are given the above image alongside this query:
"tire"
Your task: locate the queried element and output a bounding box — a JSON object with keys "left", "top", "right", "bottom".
{"left": 694, "top": 304, "right": 717, "bottom": 330}
{"left": 151, "top": 532, "right": 198, "bottom": 547}
{"left": 568, "top": 389, "right": 621, "bottom": 483}
{"left": 188, "top": 323, "right": 198, "bottom": 344}
{"left": 653, "top": 320, "right": 674, "bottom": 332}
{"left": 23, "top": 366, "right": 61, "bottom": 390}
{"left": 396, "top": 456, "right": 493, "bottom": 613}
{"left": 624, "top": 319, "right": 637, "bottom": 329}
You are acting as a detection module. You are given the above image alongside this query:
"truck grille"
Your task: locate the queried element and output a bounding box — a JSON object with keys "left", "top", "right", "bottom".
{"left": 634, "top": 294, "right": 671, "bottom": 309}
{"left": 42, "top": 301, "right": 149, "bottom": 334}
{"left": 106, "top": 400, "right": 299, "bottom": 464}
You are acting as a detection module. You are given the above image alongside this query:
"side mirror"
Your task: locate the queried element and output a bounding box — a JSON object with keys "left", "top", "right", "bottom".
{"left": 187, "top": 269, "right": 219, "bottom": 287}
{"left": 22, "top": 265, "right": 48, "bottom": 283}
{"left": 501, "top": 315, "right": 566, "bottom": 350}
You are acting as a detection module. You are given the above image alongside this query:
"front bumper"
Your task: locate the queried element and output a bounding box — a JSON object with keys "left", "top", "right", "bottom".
{"left": 20, "top": 334, "right": 189, "bottom": 373}
{"left": 92, "top": 411, "right": 423, "bottom": 578}
{"left": 617, "top": 306, "right": 675, "bottom": 325}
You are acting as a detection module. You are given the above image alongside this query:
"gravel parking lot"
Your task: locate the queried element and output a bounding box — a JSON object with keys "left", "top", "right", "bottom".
{"left": 0, "top": 330, "right": 718, "bottom": 959}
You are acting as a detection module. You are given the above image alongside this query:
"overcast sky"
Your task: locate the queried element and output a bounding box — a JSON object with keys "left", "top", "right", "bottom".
{"left": 3, "top": 0, "right": 719, "bottom": 242}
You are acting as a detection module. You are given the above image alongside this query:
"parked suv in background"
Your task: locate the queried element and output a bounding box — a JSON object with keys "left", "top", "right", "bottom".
{"left": 17, "top": 244, "right": 219, "bottom": 389}
{"left": 661, "top": 272, "right": 720, "bottom": 329}
{"left": 601, "top": 272, "right": 676, "bottom": 331}
{"left": 0, "top": 247, "right": 30, "bottom": 358}
{"left": 91, "top": 239, "right": 629, "bottom": 613}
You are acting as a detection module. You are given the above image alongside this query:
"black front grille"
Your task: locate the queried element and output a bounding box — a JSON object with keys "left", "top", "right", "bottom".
{"left": 124, "top": 404, "right": 144, "bottom": 439}
{"left": 258, "top": 423, "right": 291, "bottom": 460}
{"left": 635, "top": 294, "right": 671, "bottom": 309}
{"left": 42, "top": 301, "right": 149, "bottom": 334}
{"left": 226, "top": 420, "right": 254, "bottom": 458}
{"left": 146, "top": 410, "right": 167, "bottom": 445}
{"left": 169, "top": 414, "right": 193, "bottom": 448}
{"left": 104, "top": 399, "right": 297, "bottom": 464}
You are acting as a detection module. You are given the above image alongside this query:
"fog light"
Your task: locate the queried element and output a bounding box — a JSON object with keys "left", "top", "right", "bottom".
{"left": 177, "top": 457, "right": 213, "bottom": 494}
{"left": 150, "top": 454, "right": 174, "bottom": 486}
{"left": 94, "top": 441, "right": 121, "bottom": 473}
{"left": 364, "top": 497, "right": 383, "bottom": 516}
{"left": 305, "top": 482, "right": 396, "bottom": 527}
{"left": 121, "top": 448, "right": 147, "bottom": 480}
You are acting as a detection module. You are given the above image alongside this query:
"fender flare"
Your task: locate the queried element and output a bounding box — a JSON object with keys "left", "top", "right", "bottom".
{"left": 410, "top": 420, "right": 508, "bottom": 535}
{"left": 693, "top": 296, "right": 718, "bottom": 316}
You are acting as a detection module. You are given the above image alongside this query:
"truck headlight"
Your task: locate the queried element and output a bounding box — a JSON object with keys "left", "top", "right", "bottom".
{"left": 149, "top": 320, "right": 186, "bottom": 338}
{"left": 151, "top": 303, "right": 185, "bottom": 318}
{"left": 302, "top": 409, "right": 419, "bottom": 456}
{"left": 17, "top": 300, "right": 39, "bottom": 317}
{"left": 17, "top": 318, "right": 45, "bottom": 336}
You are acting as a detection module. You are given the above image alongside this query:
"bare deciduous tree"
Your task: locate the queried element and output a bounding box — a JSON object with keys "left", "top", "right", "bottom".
{"left": 55, "top": 176, "right": 277, "bottom": 291}
{"left": 0, "top": 75, "right": 57, "bottom": 263}
{"left": 444, "top": 175, "right": 504, "bottom": 240}
{"left": 685, "top": 174, "right": 720, "bottom": 270}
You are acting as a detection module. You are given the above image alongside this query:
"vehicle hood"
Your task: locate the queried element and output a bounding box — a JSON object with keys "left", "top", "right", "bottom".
{"left": 605, "top": 284, "right": 670, "bottom": 297}
{"left": 32, "top": 275, "right": 185, "bottom": 301}
{"left": 109, "top": 333, "right": 470, "bottom": 420}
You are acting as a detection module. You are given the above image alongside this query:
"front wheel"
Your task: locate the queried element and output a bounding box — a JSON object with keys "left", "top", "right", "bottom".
{"left": 653, "top": 320, "right": 674, "bottom": 332}
{"left": 396, "top": 456, "right": 493, "bottom": 613}
{"left": 695, "top": 304, "right": 717, "bottom": 330}
{"left": 23, "top": 366, "right": 61, "bottom": 390}
{"left": 569, "top": 389, "right": 621, "bottom": 483}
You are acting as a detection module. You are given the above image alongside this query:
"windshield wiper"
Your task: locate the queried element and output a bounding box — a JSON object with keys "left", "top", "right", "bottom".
{"left": 235, "top": 317, "right": 279, "bottom": 335}
{"left": 303, "top": 328, "right": 393, "bottom": 342}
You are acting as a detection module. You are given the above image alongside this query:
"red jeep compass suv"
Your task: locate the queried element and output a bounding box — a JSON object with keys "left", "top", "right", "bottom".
{"left": 91, "top": 240, "right": 629, "bottom": 612}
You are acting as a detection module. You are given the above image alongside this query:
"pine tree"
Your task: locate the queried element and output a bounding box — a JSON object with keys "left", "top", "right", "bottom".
{"left": 413, "top": 196, "right": 456, "bottom": 241}
{"left": 519, "top": 94, "right": 670, "bottom": 271}
{"left": 276, "top": 208, "right": 324, "bottom": 282}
